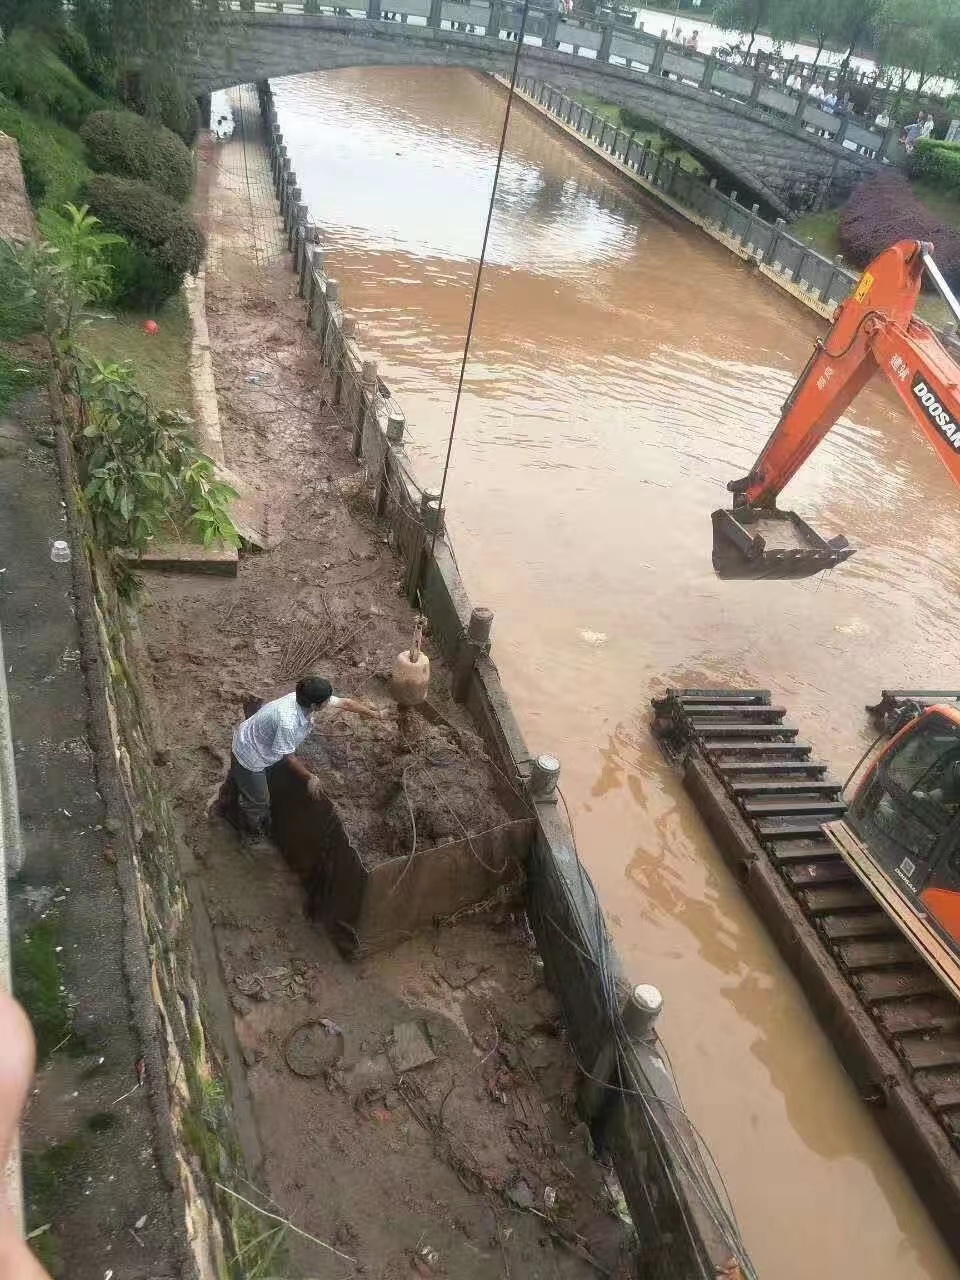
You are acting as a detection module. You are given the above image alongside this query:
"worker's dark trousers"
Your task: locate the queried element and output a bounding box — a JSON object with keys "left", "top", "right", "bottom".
{"left": 221, "top": 754, "right": 271, "bottom": 835}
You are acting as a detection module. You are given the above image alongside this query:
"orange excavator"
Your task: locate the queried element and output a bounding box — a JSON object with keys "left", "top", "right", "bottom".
{"left": 654, "top": 240, "right": 960, "bottom": 1256}
{"left": 712, "top": 238, "right": 960, "bottom": 580}
{"left": 710, "top": 239, "right": 960, "bottom": 983}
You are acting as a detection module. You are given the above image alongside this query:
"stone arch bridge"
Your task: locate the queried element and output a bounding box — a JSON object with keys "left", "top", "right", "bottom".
{"left": 189, "top": 4, "right": 884, "bottom": 213}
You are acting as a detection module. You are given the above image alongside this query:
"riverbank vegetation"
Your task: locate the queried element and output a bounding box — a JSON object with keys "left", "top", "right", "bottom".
{"left": 708, "top": 0, "right": 960, "bottom": 111}
{"left": 0, "top": 11, "right": 235, "bottom": 578}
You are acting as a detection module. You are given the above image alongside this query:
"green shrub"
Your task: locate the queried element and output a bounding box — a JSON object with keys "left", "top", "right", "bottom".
{"left": 50, "top": 22, "right": 116, "bottom": 97}
{"left": 0, "top": 30, "right": 102, "bottom": 129}
{"left": 911, "top": 139, "right": 960, "bottom": 193}
{"left": 120, "top": 69, "right": 201, "bottom": 146}
{"left": 0, "top": 101, "right": 92, "bottom": 209}
{"left": 81, "top": 109, "right": 194, "bottom": 202}
{"left": 86, "top": 174, "right": 205, "bottom": 308}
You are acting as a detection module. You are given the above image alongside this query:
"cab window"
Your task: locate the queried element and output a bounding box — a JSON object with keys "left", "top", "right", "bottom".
{"left": 853, "top": 713, "right": 960, "bottom": 868}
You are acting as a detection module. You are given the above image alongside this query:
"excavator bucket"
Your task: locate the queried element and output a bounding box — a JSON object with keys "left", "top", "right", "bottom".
{"left": 711, "top": 506, "right": 855, "bottom": 580}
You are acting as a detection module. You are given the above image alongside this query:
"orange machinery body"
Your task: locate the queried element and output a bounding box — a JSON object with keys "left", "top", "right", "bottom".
{"left": 844, "top": 704, "right": 960, "bottom": 963}
{"left": 713, "top": 240, "right": 960, "bottom": 576}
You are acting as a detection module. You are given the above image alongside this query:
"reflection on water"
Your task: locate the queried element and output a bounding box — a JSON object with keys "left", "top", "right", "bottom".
{"left": 274, "top": 65, "right": 960, "bottom": 1279}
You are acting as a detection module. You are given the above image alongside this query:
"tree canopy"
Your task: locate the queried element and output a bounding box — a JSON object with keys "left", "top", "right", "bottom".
{"left": 713, "top": 0, "right": 960, "bottom": 93}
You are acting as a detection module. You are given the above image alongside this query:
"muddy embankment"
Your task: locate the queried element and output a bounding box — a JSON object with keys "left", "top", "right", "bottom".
{"left": 133, "top": 87, "right": 642, "bottom": 1279}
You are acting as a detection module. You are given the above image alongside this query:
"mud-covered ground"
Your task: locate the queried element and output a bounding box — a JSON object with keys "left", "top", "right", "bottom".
{"left": 138, "top": 88, "right": 633, "bottom": 1277}
{"left": 300, "top": 714, "right": 515, "bottom": 865}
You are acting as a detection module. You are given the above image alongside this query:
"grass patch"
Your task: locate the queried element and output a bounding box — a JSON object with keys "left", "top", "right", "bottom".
{"left": 0, "top": 30, "right": 103, "bottom": 130}
{"left": 82, "top": 292, "right": 193, "bottom": 413}
{"left": 22, "top": 1138, "right": 85, "bottom": 1276}
{"left": 0, "top": 350, "right": 41, "bottom": 415}
{"left": 12, "top": 917, "right": 71, "bottom": 1062}
{"left": 0, "top": 100, "right": 92, "bottom": 211}
{"left": 570, "top": 92, "right": 704, "bottom": 174}
{"left": 790, "top": 208, "right": 841, "bottom": 259}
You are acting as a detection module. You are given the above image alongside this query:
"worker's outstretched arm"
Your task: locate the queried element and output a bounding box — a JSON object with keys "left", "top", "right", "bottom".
{"left": 730, "top": 240, "right": 926, "bottom": 508}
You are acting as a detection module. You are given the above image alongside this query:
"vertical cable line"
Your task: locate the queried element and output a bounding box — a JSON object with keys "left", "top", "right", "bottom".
{"left": 427, "top": 0, "right": 531, "bottom": 562}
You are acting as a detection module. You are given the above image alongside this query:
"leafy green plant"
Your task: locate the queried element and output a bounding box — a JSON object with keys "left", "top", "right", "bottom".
{"left": 1, "top": 203, "right": 237, "bottom": 572}
{"left": 6, "top": 204, "right": 122, "bottom": 360}
{"left": 86, "top": 173, "right": 205, "bottom": 308}
{"left": 76, "top": 357, "right": 237, "bottom": 553}
{"left": 81, "top": 109, "right": 194, "bottom": 202}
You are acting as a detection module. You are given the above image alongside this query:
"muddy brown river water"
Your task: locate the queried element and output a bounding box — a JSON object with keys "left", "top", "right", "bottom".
{"left": 270, "top": 65, "right": 960, "bottom": 1279}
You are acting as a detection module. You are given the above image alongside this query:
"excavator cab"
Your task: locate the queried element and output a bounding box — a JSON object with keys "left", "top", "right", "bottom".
{"left": 711, "top": 241, "right": 960, "bottom": 580}
{"left": 845, "top": 707, "right": 960, "bottom": 955}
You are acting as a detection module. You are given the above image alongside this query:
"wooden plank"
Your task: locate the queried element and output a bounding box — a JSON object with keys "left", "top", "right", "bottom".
{"left": 684, "top": 704, "right": 786, "bottom": 719}
{"left": 873, "top": 997, "right": 960, "bottom": 1037}
{"left": 800, "top": 884, "right": 876, "bottom": 914}
{"left": 783, "top": 859, "right": 857, "bottom": 888}
{"left": 731, "top": 779, "right": 840, "bottom": 796}
{"left": 819, "top": 912, "right": 896, "bottom": 942}
{"left": 768, "top": 839, "right": 839, "bottom": 865}
{"left": 855, "top": 969, "right": 945, "bottom": 1003}
{"left": 705, "top": 741, "right": 812, "bottom": 757}
{"left": 756, "top": 817, "right": 832, "bottom": 839}
{"left": 913, "top": 1065, "right": 960, "bottom": 1104}
{"left": 825, "top": 821, "right": 960, "bottom": 1004}
{"left": 692, "top": 722, "right": 798, "bottom": 739}
{"left": 720, "top": 761, "right": 828, "bottom": 778}
{"left": 744, "top": 797, "right": 846, "bottom": 817}
{"left": 898, "top": 1034, "right": 960, "bottom": 1072}
{"left": 833, "top": 937, "right": 918, "bottom": 971}
{"left": 672, "top": 688, "right": 770, "bottom": 703}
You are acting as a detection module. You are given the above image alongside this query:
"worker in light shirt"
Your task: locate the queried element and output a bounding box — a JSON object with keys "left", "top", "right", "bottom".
{"left": 213, "top": 674, "right": 388, "bottom": 838}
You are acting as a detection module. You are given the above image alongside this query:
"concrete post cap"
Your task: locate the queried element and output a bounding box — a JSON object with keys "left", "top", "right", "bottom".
{"left": 631, "top": 983, "right": 663, "bottom": 1014}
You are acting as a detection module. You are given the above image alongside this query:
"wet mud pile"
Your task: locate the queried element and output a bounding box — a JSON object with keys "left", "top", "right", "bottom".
{"left": 301, "top": 715, "right": 515, "bottom": 867}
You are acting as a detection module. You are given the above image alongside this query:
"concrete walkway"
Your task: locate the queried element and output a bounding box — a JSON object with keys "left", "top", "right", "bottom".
{"left": 207, "top": 83, "right": 287, "bottom": 271}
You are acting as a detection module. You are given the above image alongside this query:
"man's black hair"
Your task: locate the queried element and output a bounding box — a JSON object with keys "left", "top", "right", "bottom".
{"left": 296, "top": 675, "right": 333, "bottom": 708}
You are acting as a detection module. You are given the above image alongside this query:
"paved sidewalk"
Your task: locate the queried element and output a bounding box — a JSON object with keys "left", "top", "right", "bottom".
{"left": 206, "top": 84, "right": 287, "bottom": 272}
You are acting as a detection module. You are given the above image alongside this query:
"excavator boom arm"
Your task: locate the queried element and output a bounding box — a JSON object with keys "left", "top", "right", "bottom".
{"left": 713, "top": 240, "right": 960, "bottom": 578}
{"left": 730, "top": 240, "right": 943, "bottom": 508}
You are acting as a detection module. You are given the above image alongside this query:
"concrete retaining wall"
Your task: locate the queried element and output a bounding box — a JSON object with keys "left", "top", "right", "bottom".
{"left": 260, "top": 78, "right": 748, "bottom": 1280}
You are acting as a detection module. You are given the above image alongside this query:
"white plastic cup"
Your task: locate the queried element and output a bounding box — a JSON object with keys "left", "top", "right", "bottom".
{"left": 50, "top": 540, "right": 71, "bottom": 564}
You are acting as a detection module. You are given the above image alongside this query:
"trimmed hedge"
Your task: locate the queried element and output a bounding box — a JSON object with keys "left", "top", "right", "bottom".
{"left": 86, "top": 173, "right": 205, "bottom": 308}
{"left": 0, "top": 101, "right": 92, "bottom": 209}
{"left": 911, "top": 139, "right": 960, "bottom": 194}
{"left": 80, "top": 109, "right": 194, "bottom": 202}
{"left": 839, "top": 172, "right": 960, "bottom": 291}
{"left": 120, "top": 69, "right": 201, "bottom": 147}
{"left": 0, "top": 30, "right": 102, "bottom": 129}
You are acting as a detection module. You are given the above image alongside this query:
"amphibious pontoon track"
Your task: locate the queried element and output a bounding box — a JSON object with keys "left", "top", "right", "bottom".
{"left": 652, "top": 687, "right": 960, "bottom": 1258}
